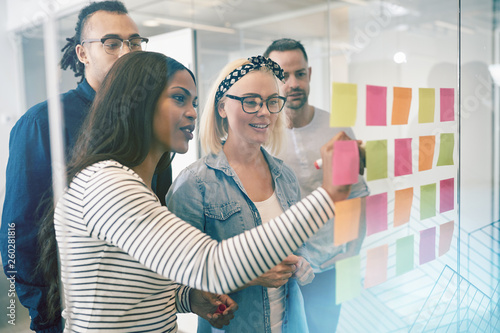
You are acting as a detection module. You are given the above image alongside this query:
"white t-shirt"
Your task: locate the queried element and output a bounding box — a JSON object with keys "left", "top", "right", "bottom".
{"left": 254, "top": 192, "right": 285, "bottom": 333}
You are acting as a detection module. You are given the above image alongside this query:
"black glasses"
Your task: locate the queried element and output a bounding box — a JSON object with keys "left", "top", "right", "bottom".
{"left": 225, "top": 94, "right": 286, "bottom": 114}
{"left": 81, "top": 36, "right": 149, "bottom": 55}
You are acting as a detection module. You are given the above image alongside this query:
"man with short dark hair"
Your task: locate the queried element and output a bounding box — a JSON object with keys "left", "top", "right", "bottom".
{"left": 265, "top": 38, "right": 369, "bottom": 332}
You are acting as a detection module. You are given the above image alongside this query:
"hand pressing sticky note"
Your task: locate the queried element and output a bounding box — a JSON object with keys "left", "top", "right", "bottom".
{"left": 366, "top": 140, "right": 388, "bottom": 181}
{"left": 366, "top": 85, "right": 387, "bottom": 126}
{"left": 332, "top": 140, "right": 359, "bottom": 186}
{"left": 419, "top": 88, "right": 435, "bottom": 123}
{"left": 331, "top": 82, "right": 357, "bottom": 127}
{"left": 333, "top": 197, "right": 361, "bottom": 246}
{"left": 437, "top": 133, "right": 454, "bottom": 166}
{"left": 391, "top": 87, "right": 412, "bottom": 125}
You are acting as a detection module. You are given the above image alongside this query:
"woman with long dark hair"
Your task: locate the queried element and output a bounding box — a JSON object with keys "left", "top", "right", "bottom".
{"left": 41, "top": 51, "right": 352, "bottom": 332}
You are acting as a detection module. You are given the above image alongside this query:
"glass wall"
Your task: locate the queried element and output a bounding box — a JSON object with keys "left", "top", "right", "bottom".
{"left": 1, "top": 0, "right": 499, "bottom": 332}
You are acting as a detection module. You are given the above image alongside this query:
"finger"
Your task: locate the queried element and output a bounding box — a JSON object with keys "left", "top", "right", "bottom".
{"left": 281, "top": 254, "right": 300, "bottom": 265}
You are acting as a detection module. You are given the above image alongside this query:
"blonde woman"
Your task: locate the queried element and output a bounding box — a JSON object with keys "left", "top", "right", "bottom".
{"left": 167, "top": 56, "right": 313, "bottom": 333}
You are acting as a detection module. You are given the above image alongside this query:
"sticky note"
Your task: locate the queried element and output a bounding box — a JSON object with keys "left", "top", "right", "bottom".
{"left": 440, "top": 178, "right": 454, "bottom": 213}
{"left": 394, "top": 187, "right": 413, "bottom": 227}
{"left": 440, "top": 88, "right": 455, "bottom": 122}
{"left": 394, "top": 138, "right": 412, "bottom": 176}
{"left": 418, "top": 88, "right": 435, "bottom": 123}
{"left": 366, "top": 193, "right": 388, "bottom": 236}
{"left": 336, "top": 255, "right": 361, "bottom": 304}
{"left": 391, "top": 87, "right": 412, "bottom": 125}
{"left": 419, "top": 227, "right": 436, "bottom": 265}
{"left": 419, "top": 136, "right": 435, "bottom": 171}
{"left": 366, "top": 85, "right": 387, "bottom": 126}
{"left": 331, "top": 82, "right": 357, "bottom": 127}
{"left": 333, "top": 198, "right": 362, "bottom": 246}
{"left": 437, "top": 133, "right": 454, "bottom": 166}
{"left": 364, "top": 244, "right": 388, "bottom": 288}
{"left": 333, "top": 140, "right": 360, "bottom": 186}
{"left": 439, "top": 221, "right": 454, "bottom": 257}
{"left": 396, "top": 235, "right": 414, "bottom": 276}
{"left": 420, "top": 183, "right": 436, "bottom": 220}
{"left": 366, "top": 140, "right": 388, "bottom": 181}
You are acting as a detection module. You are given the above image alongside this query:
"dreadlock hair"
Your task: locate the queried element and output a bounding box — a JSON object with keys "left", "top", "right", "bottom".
{"left": 60, "top": 1, "right": 128, "bottom": 82}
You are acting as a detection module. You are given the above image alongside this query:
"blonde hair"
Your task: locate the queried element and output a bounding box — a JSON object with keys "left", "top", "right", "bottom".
{"left": 200, "top": 58, "right": 286, "bottom": 155}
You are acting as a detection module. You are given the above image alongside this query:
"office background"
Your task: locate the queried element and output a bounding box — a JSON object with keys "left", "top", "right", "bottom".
{"left": 0, "top": 0, "right": 498, "bottom": 332}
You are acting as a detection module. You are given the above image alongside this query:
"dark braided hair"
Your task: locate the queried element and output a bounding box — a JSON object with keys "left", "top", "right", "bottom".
{"left": 60, "top": 1, "right": 128, "bottom": 82}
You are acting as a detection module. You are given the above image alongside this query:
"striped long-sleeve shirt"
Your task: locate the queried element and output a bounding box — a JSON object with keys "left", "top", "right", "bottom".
{"left": 54, "top": 160, "right": 335, "bottom": 332}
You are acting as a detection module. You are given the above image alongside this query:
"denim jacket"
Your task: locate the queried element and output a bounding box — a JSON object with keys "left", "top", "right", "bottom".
{"left": 166, "top": 147, "right": 308, "bottom": 333}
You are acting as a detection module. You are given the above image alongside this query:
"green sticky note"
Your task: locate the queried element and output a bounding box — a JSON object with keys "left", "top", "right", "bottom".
{"left": 418, "top": 88, "right": 435, "bottom": 123}
{"left": 396, "top": 235, "right": 414, "bottom": 276}
{"left": 336, "top": 255, "right": 361, "bottom": 304}
{"left": 437, "top": 133, "right": 455, "bottom": 166}
{"left": 420, "top": 183, "right": 436, "bottom": 220}
{"left": 366, "top": 140, "right": 388, "bottom": 181}
{"left": 331, "top": 82, "right": 357, "bottom": 127}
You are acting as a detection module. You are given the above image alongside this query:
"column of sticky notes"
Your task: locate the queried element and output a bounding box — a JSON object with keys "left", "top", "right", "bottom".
{"left": 330, "top": 83, "right": 456, "bottom": 304}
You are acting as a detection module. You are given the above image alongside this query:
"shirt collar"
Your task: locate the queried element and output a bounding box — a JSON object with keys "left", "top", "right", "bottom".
{"left": 75, "top": 79, "right": 96, "bottom": 104}
{"left": 205, "top": 146, "right": 283, "bottom": 178}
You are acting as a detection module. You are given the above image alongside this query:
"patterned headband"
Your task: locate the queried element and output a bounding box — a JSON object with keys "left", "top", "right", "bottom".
{"left": 214, "top": 55, "right": 285, "bottom": 107}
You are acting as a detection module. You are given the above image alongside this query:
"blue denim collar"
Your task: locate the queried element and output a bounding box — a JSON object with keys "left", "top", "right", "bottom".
{"left": 205, "top": 146, "right": 284, "bottom": 179}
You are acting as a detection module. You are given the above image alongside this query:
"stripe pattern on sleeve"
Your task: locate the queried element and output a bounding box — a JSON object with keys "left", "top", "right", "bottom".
{"left": 54, "top": 160, "right": 334, "bottom": 332}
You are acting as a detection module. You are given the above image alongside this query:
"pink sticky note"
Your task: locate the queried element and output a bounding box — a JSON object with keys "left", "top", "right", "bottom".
{"left": 332, "top": 140, "right": 360, "bottom": 186}
{"left": 440, "top": 88, "right": 455, "bottom": 122}
{"left": 366, "top": 85, "right": 387, "bottom": 126}
{"left": 419, "top": 227, "right": 436, "bottom": 265}
{"left": 395, "top": 138, "right": 412, "bottom": 176}
{"left": 439, "top": 221, "right": 454, "bottom": 256}
{"left": 364, "top": 244, "right": 388, "bottom": 289}
{"left": 440, "top": 178, "right": 454, "bottom": 213}
{"left": 366, "top": 193, "right": 388, "bottom": 236}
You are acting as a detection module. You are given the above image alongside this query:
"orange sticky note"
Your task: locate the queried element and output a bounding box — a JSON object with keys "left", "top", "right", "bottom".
{"left": 394, "top": 188, "right": 413, "bottom": 227}
{"left": 419, "top": 136, "right": 435, "bottom": 171}
{"left": 439, "top": 221, "right": 454, "bottom": 257}
{"left": 364, "top": 244, "right": 388, "bottom": 289}
{"left": 391, "top": 87, "right": 412, "bottom": 125}
{"left": 333, "top": 197, "right": 361, "bottom": 246}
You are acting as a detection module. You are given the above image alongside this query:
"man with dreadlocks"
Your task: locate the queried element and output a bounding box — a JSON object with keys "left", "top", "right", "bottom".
{"left": 0, "top": 2, "right": 148, "bottom": 331}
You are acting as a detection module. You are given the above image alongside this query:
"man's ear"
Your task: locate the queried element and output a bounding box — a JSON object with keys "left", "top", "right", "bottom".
{"left": 75, "top": 44, "right": 88, "bottom": 66}
{"left": 308, "top": 66, "right": 312, "bottom": 83}
{"left": 218, "top": 102, "right": 227, "bottom": 118}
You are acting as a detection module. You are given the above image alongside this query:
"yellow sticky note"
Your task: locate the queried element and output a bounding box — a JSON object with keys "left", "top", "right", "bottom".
{"left": 333, "top": 198, "right": 361, "bottom": 246}
{"left": 418, "top": 88, "right": 435, "bottom": 123}
{"left": 331, "top": 82, "right": 357, "bottom": 127}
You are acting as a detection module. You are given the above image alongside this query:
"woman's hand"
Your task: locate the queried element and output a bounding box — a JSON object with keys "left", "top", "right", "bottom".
{"left": 248, "top": 255, "right": 299, "bottom": 288}
{"left": 190, "top": 290, "right": 238, "bottom": 329}
{"left": 321, "top": 131, "right": 354, "bottom": 202}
